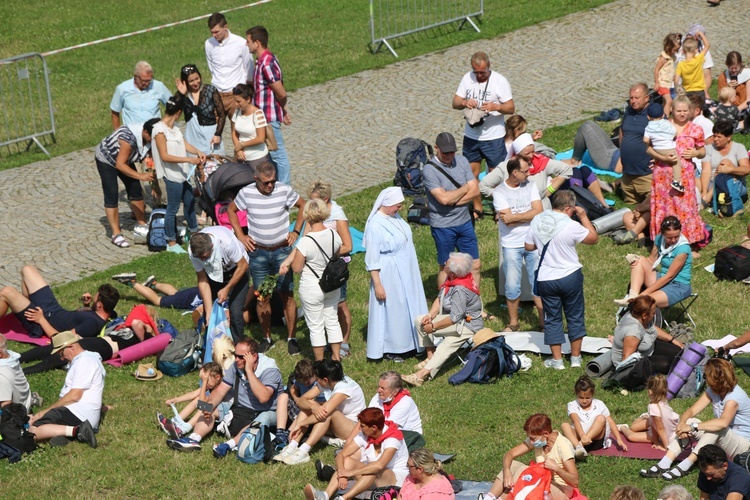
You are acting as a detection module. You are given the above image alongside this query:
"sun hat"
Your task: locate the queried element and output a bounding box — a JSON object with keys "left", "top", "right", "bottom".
{"left": 134, "top": 363, "right": 163, "bottom": 381}
{"left": 50, "top": 331, "right": 80, "bottom": 354}
{"left": 471, "top": 328, "right": 501, "bottom": 350}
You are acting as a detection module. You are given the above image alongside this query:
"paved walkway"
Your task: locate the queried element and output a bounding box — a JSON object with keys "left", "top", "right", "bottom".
{"left": 0, "top": 0, "right": 745, "bottom": 288}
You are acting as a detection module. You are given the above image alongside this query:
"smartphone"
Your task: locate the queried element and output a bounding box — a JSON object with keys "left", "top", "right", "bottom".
{"left": 196, "top": 400, "right": 213, "bottom": 413}
{"left": 731, "top": 75, "right": 738, "bottom": 82}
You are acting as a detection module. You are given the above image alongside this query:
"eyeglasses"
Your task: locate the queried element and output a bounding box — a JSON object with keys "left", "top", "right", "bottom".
{"left": 134, "top": 74, "right": 153, "bottom": 85}
{"left": 181, "top": 64, "right": 198, "bottom": 76}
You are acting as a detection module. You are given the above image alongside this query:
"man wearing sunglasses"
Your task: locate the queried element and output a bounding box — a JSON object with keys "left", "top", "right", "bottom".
{"left": 110, "top": 61, "right": 171, "bottom": 130}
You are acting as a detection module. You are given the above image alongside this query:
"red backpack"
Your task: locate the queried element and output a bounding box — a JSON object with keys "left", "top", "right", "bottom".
{"left": 507, "top": 461, "right": 552, "bottom": 500}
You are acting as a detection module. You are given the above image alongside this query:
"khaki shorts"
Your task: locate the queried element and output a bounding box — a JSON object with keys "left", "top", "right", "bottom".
{"left": 621, "top": 174, "right": 652, "bottom": 204}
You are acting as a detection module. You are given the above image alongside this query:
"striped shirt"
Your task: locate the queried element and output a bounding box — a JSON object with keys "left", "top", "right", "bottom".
{"left": 94, "top": 126, "right": 141, "bottom": 166}
{"left": 253, "top": 50, "right": 284, "bottom": 123}
{"left": 234, "top": 183, "right": 300, "bottom": 246}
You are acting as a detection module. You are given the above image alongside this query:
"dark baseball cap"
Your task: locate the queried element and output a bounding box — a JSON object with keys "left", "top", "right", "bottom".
{"left": 435, "top": 132, "right": 457, "bottom": 153}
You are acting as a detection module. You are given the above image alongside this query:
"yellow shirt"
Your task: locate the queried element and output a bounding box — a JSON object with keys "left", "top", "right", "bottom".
{"left": 676, "top": 52, "right": 706, "bottom": 91}
{"left": 526, "top": 433, "right": 576, "bottom": 488}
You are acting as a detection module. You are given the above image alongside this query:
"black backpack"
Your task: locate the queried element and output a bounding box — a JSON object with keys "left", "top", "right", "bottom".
{"left": 304, "top": 230, "right": 349, "bottom": 293}
{"left": 448, "top": 337, "right": 521, "bottom": 385}
{"left": 407, "top": 196, "right": 430, "bottom": 225}
{"left": 0, "top": 403, "right": 37, "bottom": 455}
{"left": 394, "top": 138, "right": 433, "bottom": 196}
{"left": 714, "top": 245, "right": 750, "bottom": 281}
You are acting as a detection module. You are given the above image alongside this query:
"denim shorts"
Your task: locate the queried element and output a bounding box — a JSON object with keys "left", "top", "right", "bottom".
{"left": 248, "top": 246, "right": 294, "bottom": 292}
{"left": 461, "top": 136, "right": 507, "bottom": 169}
{"left": 339, "top": 282, "right": 348, "bottom": 303}
{"left": 659, "top": 278, "right": 692, "bottom": 306}
{"left": 430, "top": 220, "right": 480, "bottom": 265}
{"left": 502, "top": 246, "right": 539, "bottom": 300}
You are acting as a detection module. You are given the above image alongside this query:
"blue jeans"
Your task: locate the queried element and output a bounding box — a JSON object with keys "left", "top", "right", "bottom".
{"left": 164, "top": 178, "right": 198, "bottom": 242}
{"left": 502, "top": 246, "right": 539, "bottom": 300}
{"left": 269, "top": 121, "right": 291, "bottom": 185}
{"left": 537, "top": 269, "right": 587, "bottom": 346}
{"left": 430, "top": 220, "right": 480, "bottom": 265}
{"left": 248, "top": 246, "right": 294, "bottom": 292}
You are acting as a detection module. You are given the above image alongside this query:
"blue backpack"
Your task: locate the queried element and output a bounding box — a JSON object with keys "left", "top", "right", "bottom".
{"left": 713, "top": 173, "right": 748, "bottom": 217}
{"left": 448, "top": 337, "right": 521, "bottom": 385}
{"left": 147, "top": 208, "right": 167, "bottom": 252}
{"left": 236, "top": 421, "right": 272, "bottom": 464}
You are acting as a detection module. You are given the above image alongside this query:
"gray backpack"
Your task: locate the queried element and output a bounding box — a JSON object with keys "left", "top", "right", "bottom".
{"left": 157, "top": 328, "right": 202, "bottom": 377}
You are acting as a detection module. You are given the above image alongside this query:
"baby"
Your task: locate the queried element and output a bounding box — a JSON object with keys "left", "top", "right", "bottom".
{"left": 643, "top": 102, "right": 681, "bottom": 193}
{"left": 714, "top": 86, "right": 741, "bottom": 130}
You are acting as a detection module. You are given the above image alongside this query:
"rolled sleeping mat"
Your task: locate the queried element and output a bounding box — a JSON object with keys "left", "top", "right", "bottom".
{"left": 592, "top": 208, "right": 632, "bottom": 234}
{"left": 667, "top": 342, "right": 707, "bottom": 400}
{"left": 585, "top": 350, "right": 614, "bottom": 378}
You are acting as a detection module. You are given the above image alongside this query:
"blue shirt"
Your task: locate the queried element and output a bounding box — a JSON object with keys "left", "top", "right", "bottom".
{"left": 109, "top": 78, "right": 171, "bottom": 125}
{"left": 707, "top": 384, "right": 750, "bottom": 440}
{"left": 698, "top": 461, "right": 750, "bottom": 499}
{"left": 620, "top": 105, "right": 651, "bottom": 176}
{"left": 655, "top": 235, "right": 692, "bottom": 285}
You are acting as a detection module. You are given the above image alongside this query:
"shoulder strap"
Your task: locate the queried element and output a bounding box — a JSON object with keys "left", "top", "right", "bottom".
{"left": 532, "top": 241, "right": 552, "bottom": 296}
{"left": 233, "top": 369, "right": 240, "bottom": 404}
{"left": 426, "top": 160, "right": 462, "bottom": 189}
{"left": 303, "top": 233, "right": 331, "bottom": 278}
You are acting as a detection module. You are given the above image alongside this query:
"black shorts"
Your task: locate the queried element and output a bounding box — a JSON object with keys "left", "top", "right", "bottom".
{"left": 34, "top": 407, "right": 82, "bottom": 427}
{"left": 15, "top": 286, "right": 63, "bottom": 338}
{"left": 584, "top": 437, "right": 605, "bottom": 452}
{"left": 160, "top": 288, "right": 200, "bottom": 310}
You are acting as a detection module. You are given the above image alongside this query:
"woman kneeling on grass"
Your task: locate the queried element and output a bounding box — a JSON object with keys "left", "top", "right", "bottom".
{"left": 480, "top": 413, "right": 579, "bottom": 500}
{"left": 304, "top": 407, "right": 409, "bottom": 500}
{"left": 274, "top": 359, "right": 365, "bottom": 465}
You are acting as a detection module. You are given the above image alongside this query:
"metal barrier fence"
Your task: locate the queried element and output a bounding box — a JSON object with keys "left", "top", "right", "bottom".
{"left": 0, "top": 53, "right": 56, "bottom": 157}
{"left": 369, "top": 0, "right": 483, "bottom": 57}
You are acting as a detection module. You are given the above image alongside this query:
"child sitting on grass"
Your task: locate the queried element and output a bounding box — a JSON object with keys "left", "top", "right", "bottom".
{"left": 273, "top": 358, "right": 326, "bottom": 450}
{"left": 561, "top": 375, "right": 627, "bottom": 460}
{"left": 617, "top": 374, "right": 679, "bottom": 450}
{"left": 713, "top": 87, "right": 741, "bottom": 130}
{"left": 643, "top": 102, "right": 681, "bottom": 193}
{"left": 156, "top": 362, "right": 228, "bottom": 439}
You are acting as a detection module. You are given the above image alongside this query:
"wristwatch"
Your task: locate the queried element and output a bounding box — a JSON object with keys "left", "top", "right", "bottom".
{"left": 691, "top": 422, "right": 699, "bottom": 432}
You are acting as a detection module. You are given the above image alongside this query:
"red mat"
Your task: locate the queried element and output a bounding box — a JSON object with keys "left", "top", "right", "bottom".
{"left": 589, "top": 434, "right": 693, "bottom": 460}
{"left": 0, "top": 314, "right": 51, "bottom": 346}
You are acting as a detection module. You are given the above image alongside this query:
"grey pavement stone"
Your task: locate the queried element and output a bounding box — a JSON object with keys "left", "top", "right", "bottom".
{"left": 0, "top": 0, "right": 745, "bottom": 288}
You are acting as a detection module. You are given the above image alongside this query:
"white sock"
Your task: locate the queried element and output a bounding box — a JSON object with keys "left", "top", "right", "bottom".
{"left": 287, "top": 440, "right": 299, "bottom": 451}
{"left": 657, "top": 456, "right": 673, "bottom": 469}
{"left": 299, "top": 443, "right": 311, "bottom": 454}
{"left": 226, "top": 438, "right": 236, "bottom": 449}
{"left": 676, "top": 458, "right": 693, "bottom": 472}
{"left": 189, "top": 433, "right": 202, "bottom": 443}
{"left": 65, "top": 426, "right": 75, "bottom": 438}
{"left": 483, "top": 494, "right": 497, "bottom": 500}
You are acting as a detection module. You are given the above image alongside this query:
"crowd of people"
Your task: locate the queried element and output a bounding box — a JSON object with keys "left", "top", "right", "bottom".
{"left": 4, "top": 11, "right": 750, "bottom": 500}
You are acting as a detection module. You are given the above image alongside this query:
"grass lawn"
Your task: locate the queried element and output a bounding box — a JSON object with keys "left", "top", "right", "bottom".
{"left": 0, "top": 0, "right": 614, "bottom": 170}
{"left": 4, "top": 119, "right": 750, "bottom": 497}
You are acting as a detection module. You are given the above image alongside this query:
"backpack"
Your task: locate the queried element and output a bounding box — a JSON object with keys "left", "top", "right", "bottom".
{"left": 394, "top": 138, "right": 433, "bottom": 196}
{"left": 236, "top": 421, "right": 272, "bottom": 464}
{"left": 147, "top": 208, "right": 167, "bottom": 252}
{"left": 157, "top": 328, "right": 202, "bottom": 377}
{"left": 602, "top": 354, "right": 652, "bottom": 392}
{"left": 407, "top": 196, "right": 430, "bottom": 225}
{"left": 570, "top": 185, "right": 612, "bottom": 221}
{"left": 713, "top": 173, "right": 748, "bottom": 217}
{"left": 507, "top": 461, "right": 552, "bottom": 500}
{"left": 304, "top": 230, "right": 349, "bottom": 293}
{"left": 157, "top": 318, "right": 180, "bottom": 338}
{"left": 0, "top": 403, "right": 37, "bottom": 456}
{"left": 448, "top": 337, "right": 521, "bottom": 385}
{"left": 714, "top": 245, "right": 750, "bottom": 281}
{"left": 734, "top": 450, "right": 750, "bottom": 474}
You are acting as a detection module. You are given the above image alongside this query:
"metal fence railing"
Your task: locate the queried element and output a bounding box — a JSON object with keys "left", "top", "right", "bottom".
{"left": 369, "top": 0, "right": 483, "bottom": 57}
{"left": 0, "top": 53, "right": 56, "bottom": 157}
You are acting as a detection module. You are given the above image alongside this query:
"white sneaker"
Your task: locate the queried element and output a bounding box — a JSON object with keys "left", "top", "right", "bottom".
{"left": 283, "top": 448, "right": 310, "bottom": 465}
{"left": 570, "top": 355, "right": 582, "bottom": 368}
{"left": 133, "top": 224, "right": 149, "bottom": 238}
{"left": 321, "top": 436, "right": 346, "bottom": 449}
{"left": 613, "top": 295, "right": 633, "bottom": 307}
{"left": 543, "top": 358, "right": 565, "bottom": 370}
{"left": 574, "top": 444, "right": 588, "bottom": 460}
{"left": 273, "top": 444, "right": 295, "bottom": 462}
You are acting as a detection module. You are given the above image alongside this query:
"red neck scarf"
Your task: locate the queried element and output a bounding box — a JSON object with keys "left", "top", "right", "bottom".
{"left": 441, "top": 274, "right": 480, "bottom": 296}
{"left": 528, "top": 153, "right": 550, "bottom": 176}
{"left": 381, "top": 389, "right": 411, "bottom": 418}
{"left": 366, "top": 422, "right": 403, "bottom": 449}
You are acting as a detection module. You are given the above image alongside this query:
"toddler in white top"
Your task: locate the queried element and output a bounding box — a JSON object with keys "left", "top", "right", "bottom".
{"left": 643, "top": 102, "right": 682, "bottom": 193}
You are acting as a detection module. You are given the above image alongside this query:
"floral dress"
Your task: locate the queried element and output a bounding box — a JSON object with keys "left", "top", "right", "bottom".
{"left": 650, "top": 120, "right": 706, "bottom": 243}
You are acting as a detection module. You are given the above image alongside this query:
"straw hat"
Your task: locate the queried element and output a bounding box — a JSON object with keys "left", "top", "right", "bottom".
{"left": 134, "top": 363, "right": 163, "bottom": 381}
{"left": 471, "top": 328, "right": 501, "bottom": 350}
{"left": 50, "top": 331, "right": 80, "bottom": 354}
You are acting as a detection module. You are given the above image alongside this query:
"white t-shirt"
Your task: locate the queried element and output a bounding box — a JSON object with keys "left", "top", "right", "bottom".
{"left": 456, "top": 70, "right": 513, "bottom": 141}
{"left": 62, "top": 351, "right": 105, "bottom": 428}
{"left": 323, "top": 200, "right": 348, "bottom": 231}
{"left": 295, "top": 228, "right": 342, "bottom": 287}
{"left": 0, "top": 351, "right": 30, "bottom": 410}
{"left": 493, "top": 181, "right": 540, "bottom": 248}
{"left": 368, "top": 393, "right": 423, "bottom": 434}
{"left": 566, "top": 398, "right": 611, "bottom": 439}
{"left": 322, "top": 376, "right": 366, "bottom": 422}
{"left": 189, "top": 226, "right": 248, "bottom": 276}
{"left": 151, "top": 121, "right": 190, "bottom": 183}
{"left": 232, "top": 108, "right": 269, "bottom": 161}
{"left": 353, "top": 423, "right": 409, "bottom": 479}
{"left": 525, "top": 217, "right": 590, "bottom": 281}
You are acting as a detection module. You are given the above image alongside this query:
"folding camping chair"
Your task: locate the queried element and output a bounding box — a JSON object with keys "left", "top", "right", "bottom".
{"left": 662, "top": 293, "right": 698, "bottom": 329}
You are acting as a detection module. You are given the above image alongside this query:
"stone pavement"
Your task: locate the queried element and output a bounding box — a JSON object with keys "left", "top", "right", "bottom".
{"left": 0, "top": 0, "right": 746, "bottom": 288}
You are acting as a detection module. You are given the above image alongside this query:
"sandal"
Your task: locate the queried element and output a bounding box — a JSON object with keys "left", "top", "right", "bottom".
{"left": 639, "top": 464, "right": 670, "bottom": 478}
{"left": 661, "top": 467, "right": 690, "bottom": 481}
{"left": 111, "top": 234, "right": 130, "bottom": 248}
{"left": 503, "top": 324, "right": 520, "bottom": 332}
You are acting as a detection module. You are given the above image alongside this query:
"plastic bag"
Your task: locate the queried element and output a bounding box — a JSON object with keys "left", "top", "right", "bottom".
{"left": 204, "top": 299, "right": 230, "bottom": 365}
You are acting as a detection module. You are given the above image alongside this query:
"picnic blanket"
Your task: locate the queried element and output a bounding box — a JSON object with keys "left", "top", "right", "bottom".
{"left": 503, "top": 331, "right": 612, "bottom": 355}
{"left": 0, "top": 314, "right": 50, "bottom": 346}
{"left": 104, "top": 333, "right": 172, "bottom": 367}
{"left": 556, "top": 148, "right": 623, "bottom": 179}
{"left": 589, "top": 434, "right": 693, "bottom": 461}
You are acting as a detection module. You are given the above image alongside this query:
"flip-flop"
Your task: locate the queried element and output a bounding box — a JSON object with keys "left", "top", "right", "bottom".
{"left": 503, "top": 324, "right": 520, "bottom": 332}
{"left": 111, "top": 234, "right": 129, "bottom": 248}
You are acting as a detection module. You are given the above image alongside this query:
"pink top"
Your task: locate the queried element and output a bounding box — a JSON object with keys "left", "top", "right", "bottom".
{"left": 398, "top": 474, "right": 455, "bottom": 500}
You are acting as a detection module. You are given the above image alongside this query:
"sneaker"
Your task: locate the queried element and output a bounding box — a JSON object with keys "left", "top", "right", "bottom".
{"left": 287, "top": 338, "right": 300, "bottom": 355}
{"left": 316, "top": 459, "right": 336, "bottom": 482}
{"left": 30, "top": 391, "right": 43, "bottom": 408}
{"left": 384, "top": 353, "right": 405, "bottom": 363}
{"left": 339, "top": 342, "right": 351, "bottom": 358}
{"left": 273, "top": 444, "right": 295, "bottom": 462}
{"left": 304, "top": 483, "right": 328, "bottom": 500}
{"left": 213, "top": 442, "right": 231, "bottom": 458}
{"left": 112, "top": 272, "right": 137, "bottom": 286}
{"left": 671, "top": 181, "right": 685, "bottom": 193}
{"left": 167, "top": 244, "right": 187, "bottom": 254}
{"left": 167, "top": 437, "right": 201, "bottom": 452}
{"left": 157, "top": 412, "right": 180, "bottom": 439}
{"left": 133, "top": 224, "right": 149, "bottom": 238}
{"left": 283, "top": 448, "right": 310, "bottom": 465}
{"left": 321, "top": 436, "right": 346, "bottom": 449}
{"left": 401, "top": 373, "right": 424, "bottom": 387}
{"left": 613, "top": 295, "right": 633, "bottom": 307}
{"left": 49, "top": 436, "right": 70, "bottom": 447}
{"left": 258, "top": 338, "right": 275, "bottom": 353}
{"left": 76, "top": 420, "right": 98, "bottom": 448}
{"left": 142, "top": 275, "right": 157, "bottom": 289}
{"left": 570, "top": 355, "right": 583, "bottom": 368}
{"left": 543, "top": 358, "right": 565, "bottom": 370}
{"left": 574, "top": 444, "right": 588, "bottom": 460}
{"left": 612, "top": 230, "right": 636, "bottom": 245}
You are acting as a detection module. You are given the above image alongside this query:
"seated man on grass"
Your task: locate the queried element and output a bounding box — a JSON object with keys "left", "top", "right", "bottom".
{"left": 28, "top": 331, "right": 104, "bottom": 448}
{"left": 0, "top": 265, "right": 119, "bottom": 339}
